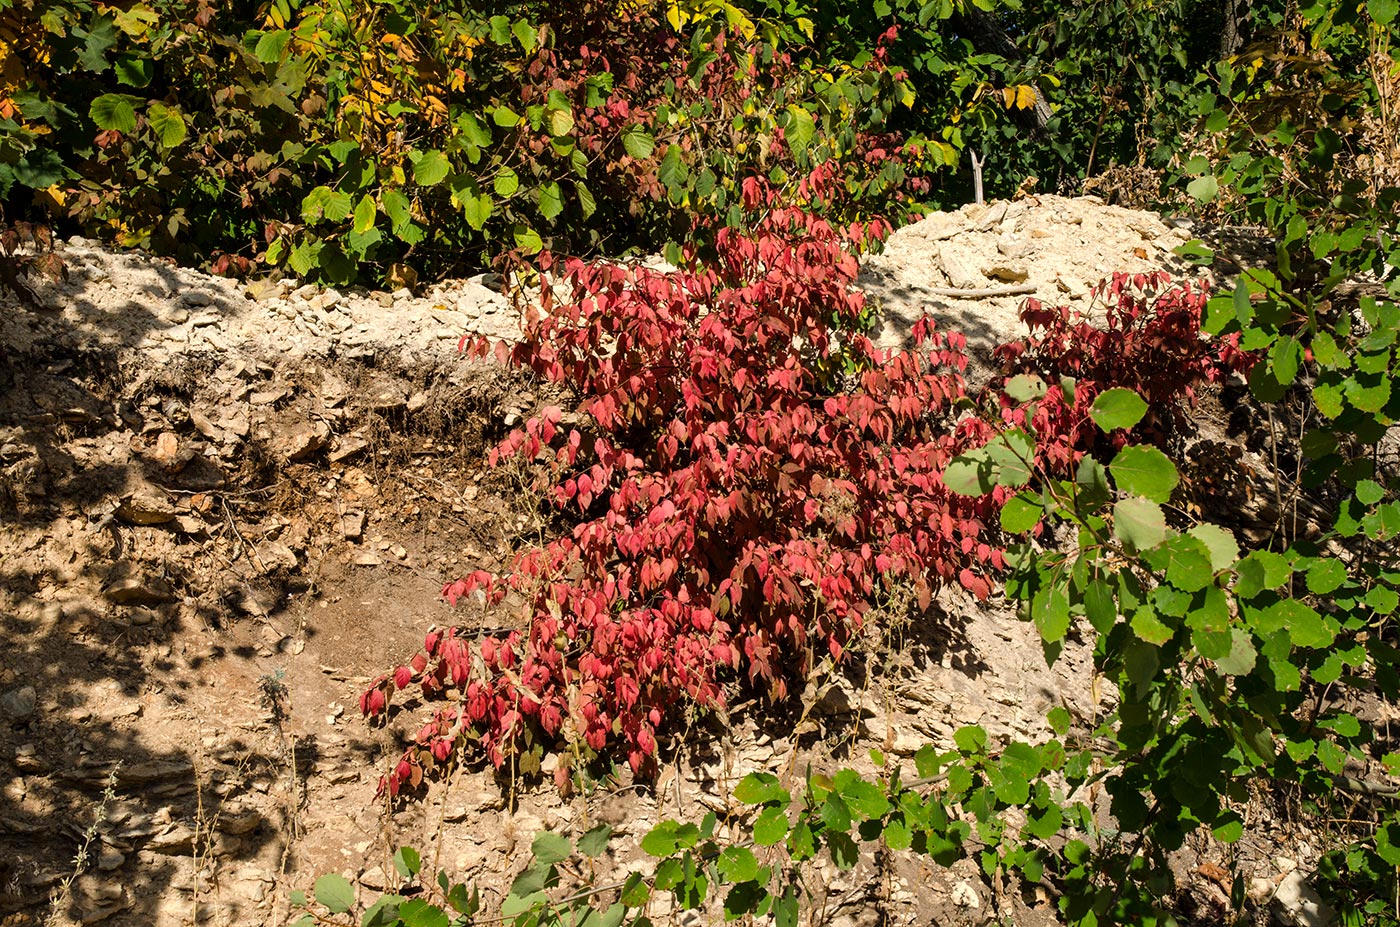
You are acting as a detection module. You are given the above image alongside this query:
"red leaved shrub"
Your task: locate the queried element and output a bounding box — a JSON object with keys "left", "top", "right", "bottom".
{"left": 362, "top": 185, "right": 1004, "bottom": 795}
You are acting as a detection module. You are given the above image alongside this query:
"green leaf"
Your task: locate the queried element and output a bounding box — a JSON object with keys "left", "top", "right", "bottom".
{"left": 827, "top": 832, "right": 859, "bottom": 870}
{"left": 548, "top": 107, "right": 574, "bottom": 137}
{"left": 577, "top": 824, "right": 612, "bottom": 858}
{"left": 532, "top": 831, "right": 572, "bottom": 864}
{"left": 1306, "top": 559, "right": 1348, "bottom": 594}
{"left": 412, "top": 150, "right": 450, "bottom": 187}
{"left": 883, "top": 815, "right": 912, "bottom": 850}
{"left": 314, "top": 873, "right": 355, "bottom": 914}
{"left": 493, "top": 106, "right": 520, "bottom": 128}
{"left": 1156, "top": 535, "right": 1215, "bottom": 592}
{"left": 393, "top": 846, "right": 421, "bottom": 878}
{"left": 255, "top": 29, "right": 292, "bottom": 63}
{"left": 1214, "top": 629, "right": 1257, "bottom": 675}
{"left": 1004, "top": 373, "right": 1048, "bottom": 403}
{"left": 1271, "top": 335, "right": 1302, "bottom": 385}
{"left": 1113, "top": 497, "right": 1167, "bottom": 551}
{"left": 511, "top": 19, "right": 536, "bottom": 53}
{"left": 943, "top": 449, "right": 993, "bottom": 497}
{"left": 1090, "top": 388, "right": 1148, "bottom": 431}
{"left": 785, "top": 105, "right": 816, "bottom": 153}
{"left": 1370, "top": 0, "right": 1399, "bottom": 25}
{"left": 658, "top": 144, "right": 687, "bottom": 192}
{"left": 89, "top": 94, "right": 140, "bottom": 133}
{"left": 493, "top": 167, "right": 520, "bottom": 197}
{"left": 146, "top": 102, "right": 186, "bottom": 148}
{"left": 538, "top": 181, "right": 564, "bottom": 221}
{"left": 1025, "top": 802, "right": 1063, "bottom": 840}
{"left": 1356, "top": 479, "right": 1386, "bottom": 505}
{"left": 457, "top": 112, "right": 492, "bottom": 147}
{"left": 715, "top": 846, "right": 759, "bottom": 883}
{"left": 489, "top": 15, "right": 512, "bottom": 44}
{"left": 461, "top": 192, "right": 492, "bottom": 231}
{"left": 114, "top": 54, "right": 154, "bottom": 87}
{"left": 353, "top": 194, "right": 376, "bottom": 235}
{"left": 1075, "top": 456, "right": 1111, "bottom": 508}
{"left": 640, "top": 821, "right": 678, "bottom": 856}
{"left": 513, "top": 224, "right": 543, "bottom": 254}
{"left": 734, "top": 773, "right": 789, "bottom": 805}
{"left": 753, "top": 806, "right": 789, "bottom": 845}
{"left": 1110, "top": 446, "right": 1179, "bottom": 504}
{"left": 1187, "top": 174, "right": 1218, "bottom": 203}
{"left": 1000, "top": 492, "right": 1042, "bottom": 533}
{"left": 1032, "top": 586, "right": 1071, "bottom": 643}
{"left": 622, "top": 126, "right": 656, "bottom": 159}
{"left": 954, "top": 725, "right": 988, "bottom": 755}
{"left": 575, "top": 180, "right": 596, "bottom": 219}
{"left": 1187, "top": 524, "right": 1239, "bottom": 571}
{"left": 1212, "top": 813, "right": 1244, "bottom": 843}
{"left": 1130, "top": 607, "right": 1174, "bottom": 646}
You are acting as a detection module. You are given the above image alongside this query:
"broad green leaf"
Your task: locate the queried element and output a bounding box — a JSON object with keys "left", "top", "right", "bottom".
{"left": 489, "top": 14, "right": 511, "bottom": 43}
{"left": 575, "top": 180, "right": 597, "bottom": 219}
{"left": 255, "top": 29, "right": 292, "bottom": 63}
{"left": 493, "top": 106, "right": 520, "bottom": 127}
{"left": 1004, "top": 373, "right": 1047, "bottom": 403}
{"left": 577, "top": 824, "right": 612, "bottom": 858}
{"left": 1187, "top": 524, "right": 1239, "bottom": 570}
{"left": 753, "top": 806, "right": 789, "bottom": 845}
{"left": 457, "top": 112, "right": 492, "bottom": 147}
{"left": 943, "top": 449, "right": 993, "bottom": 497}
{"left": 493, "top": 167, "right": 520, "bottom": 197}
{"left": 1356, "top": 479, "right": 1386, "bottom": 505}
{"left": 734, "top": 773, "right": 788, "bottom": 805}
{"left": 382, "top": 190, "right": 412, "bottom": 235}
{"left": 622, "top": 126, "right": 656, "bottom": 159}
{"left": 1000, "top": 492, "right": 1041, "bottom": 533}
{"left": 1032, "top": 586, "right": 1071, "bottom": 643}
{"left": 1154, "top": 535, "right": 1214, "bottom": 592}
{"left": 1110, "top": 445, "right": 1179, "bottom": 503}
{"left": 313, "top": 873, "right": 355, "bottom": 914}
{"left": 1075, "top": 456, "right": 1110, "bottom": 508}
{"left": 1187, "top": 174, "right": 1218, "bottom": 203}
{"left": 1305, "top": 559, "right": 1348, "bottom": 594}
{"left": 1219, "top": 630, "right": 1258, "bottom": 675}
{"left": 1089, "top": 388, "right": 1148, "bottom": 431}
{"left": 954, "top": 725, "right": 988, "bottom": 755}
{"left": 883, "top": 815, "right": 912, "bottom": 850}
{"left": 514, "top": 224, "right": 544, "bottom": 254}
{"left": 412, "top": 150, "right": 450, "bottom": 187}
{"left": 90, "top": 94, "right": 140, "bottom": 133}
{"left": 352, "top": 194, "right": 376, "bottom": 235}
{"left": 114, "top": 53, "right": 154, "bottom": 87}
{"left": 1113, "top": 497, "right": 1167, "bottom": 551}
{"left": 1370, "top": 0, "right": 1399, "bottom": 25}
{"left": 146, "top": 102, "right": 186, "bottom": 148}
{"left": 548, "top": 107, "right": 574, "bottom": 137}
{"left": 785, "top": 105, "right": 816, "bottom": 153}
{"left": 532, "top": 830, "right": 572, "bottom": 864}
{"left": 511, "top": 19, "right": 536, "bottom": 52}
{"left": 393, "top": 846, "right": 421, "bottom": 877}
{"left": 1130, "top": 607, "right": 1174, "bottom": 646}
{"left": 538, "top": 181, "right": 564, "bottom": 221}
{"left": 715, "top": 846, "right": 759, "bottom": 883}
{"left": 461, "top": 192, "right": 492, "bottom": 230}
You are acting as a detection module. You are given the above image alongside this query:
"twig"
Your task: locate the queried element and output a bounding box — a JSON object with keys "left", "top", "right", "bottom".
{"left": 925, "top": 284, "right": 1037, "bottom": 298}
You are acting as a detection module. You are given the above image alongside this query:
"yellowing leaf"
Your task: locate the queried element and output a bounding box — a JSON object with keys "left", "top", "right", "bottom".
{"left": 1016, "top": 84, "right": 1037, "bottom": 109}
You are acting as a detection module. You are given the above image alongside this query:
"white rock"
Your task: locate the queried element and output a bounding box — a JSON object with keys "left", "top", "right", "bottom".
{"left": 1272, "top": 871, "right": 1336, "bottom": 927}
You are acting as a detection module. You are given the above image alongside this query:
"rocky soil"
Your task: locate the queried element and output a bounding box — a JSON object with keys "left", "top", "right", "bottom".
{"left": 0, "top": 195, "right": 1324, "bottom": 927}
